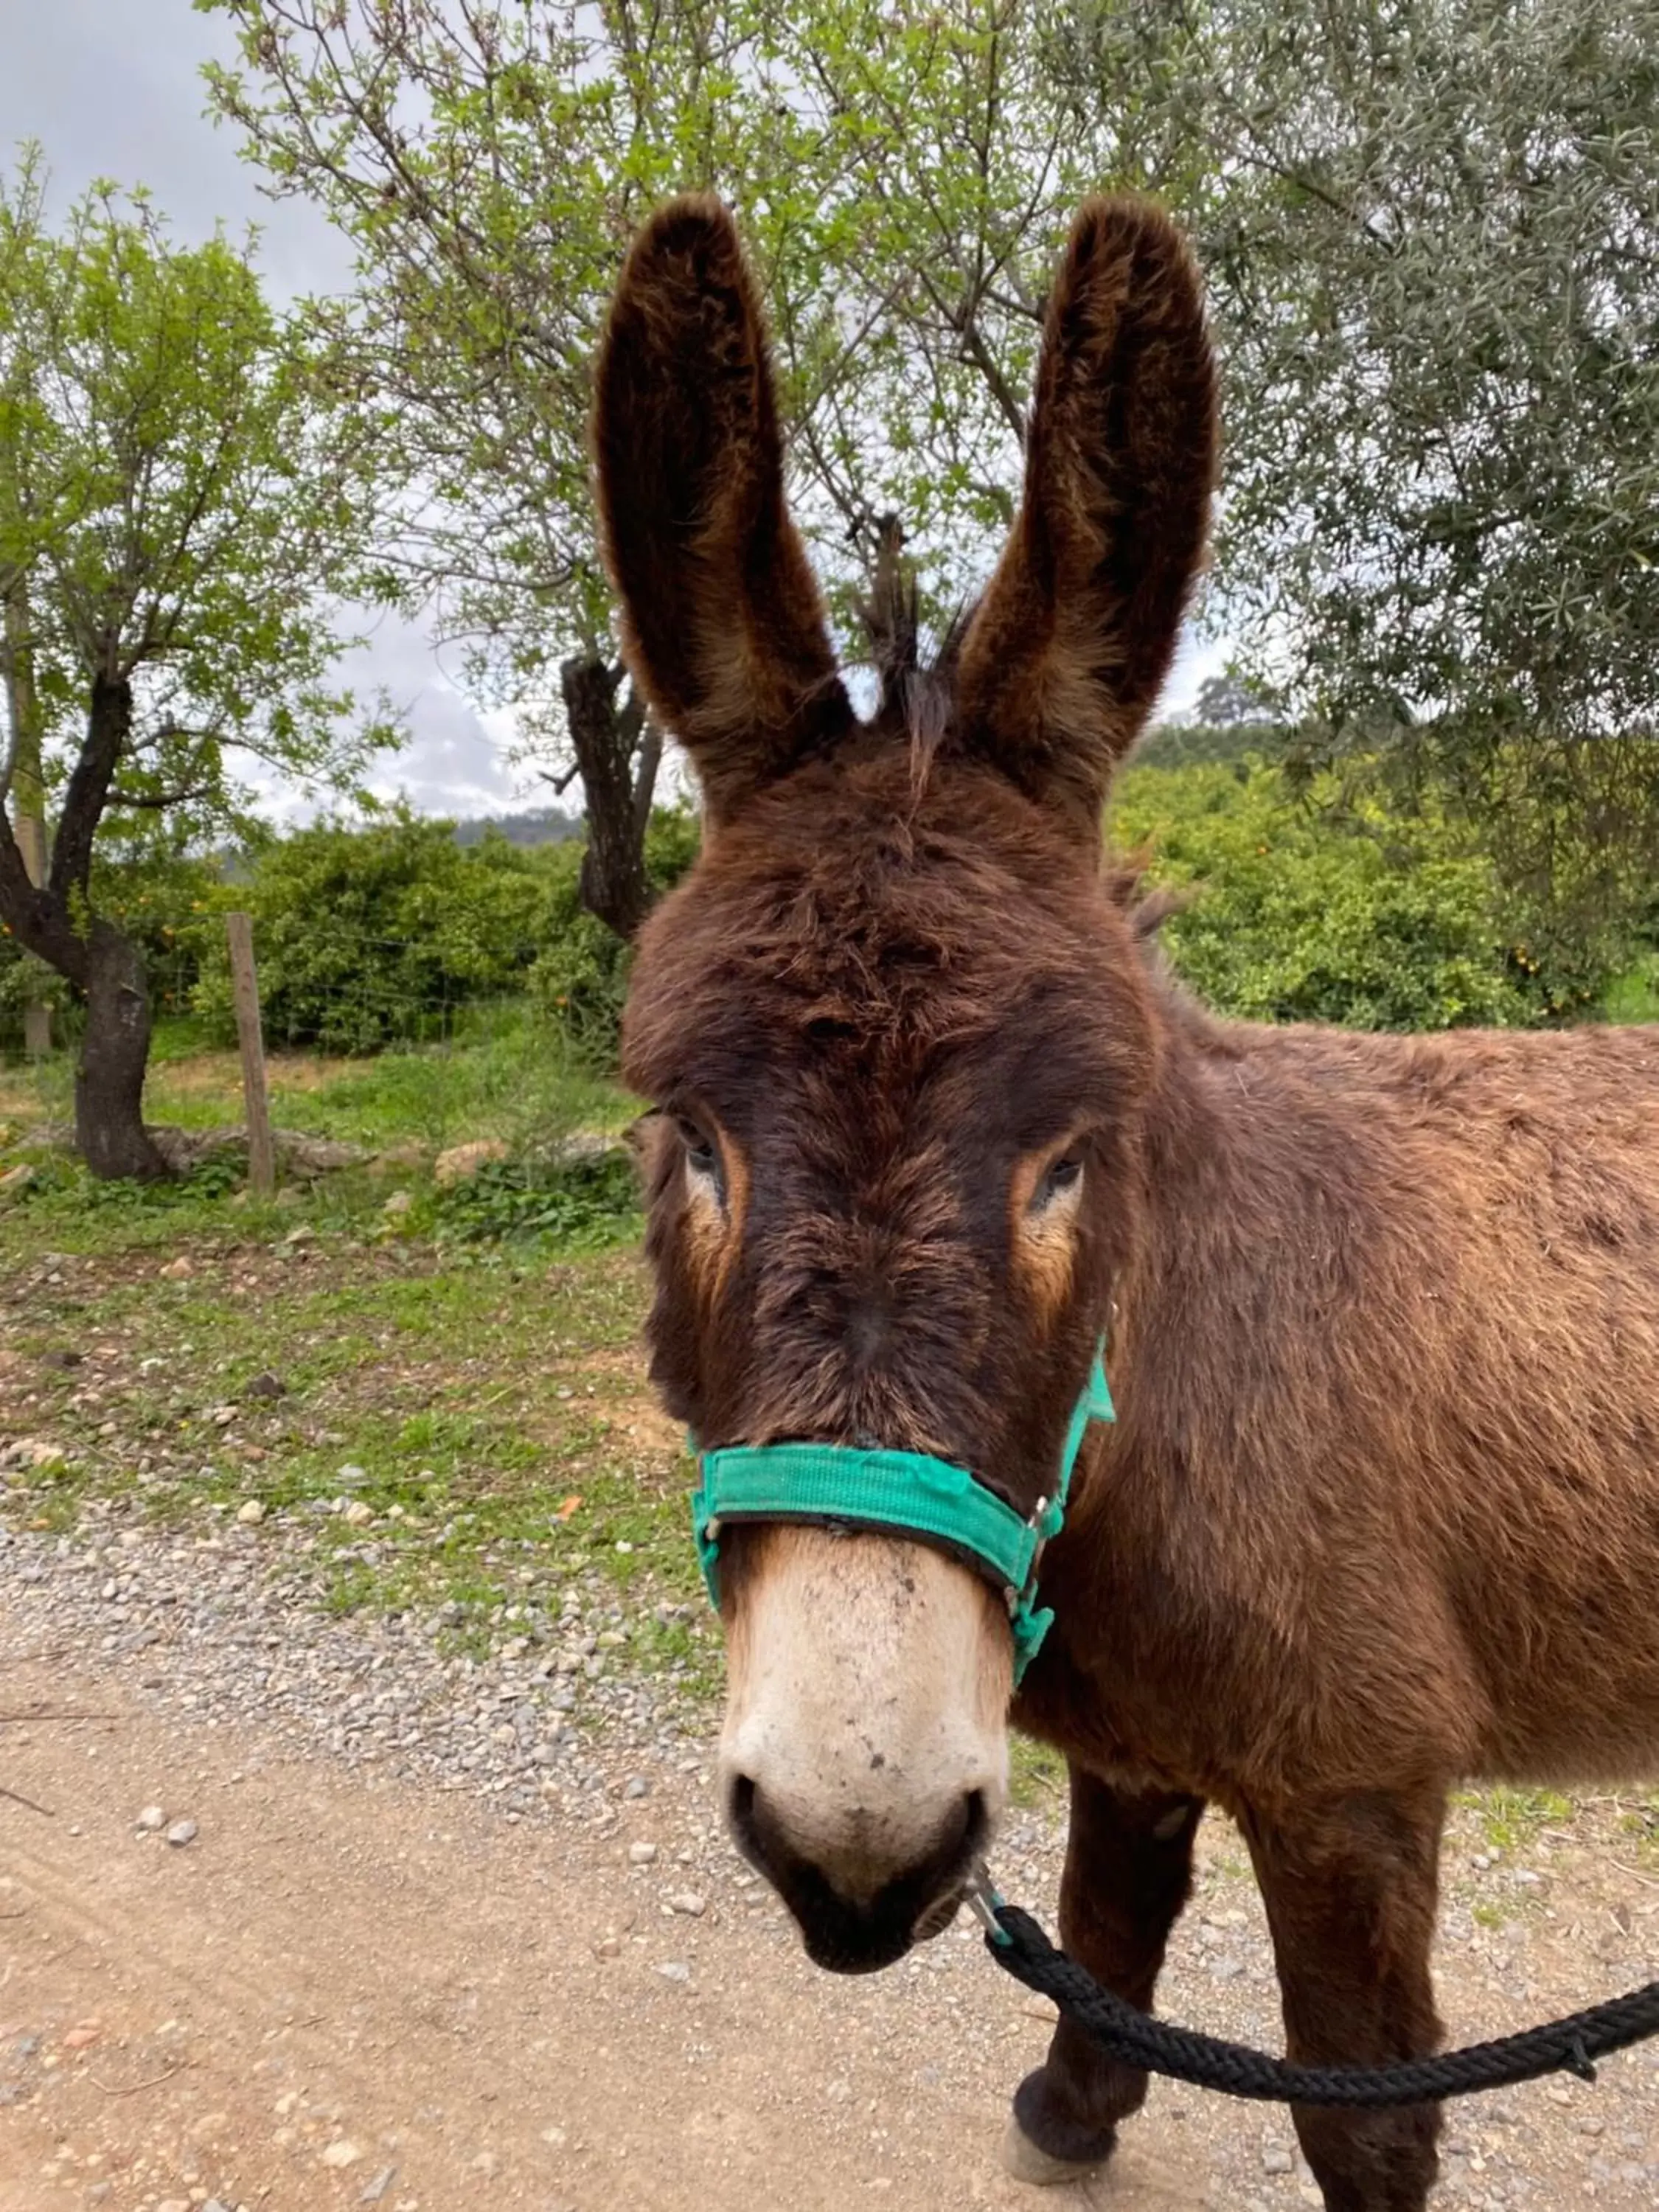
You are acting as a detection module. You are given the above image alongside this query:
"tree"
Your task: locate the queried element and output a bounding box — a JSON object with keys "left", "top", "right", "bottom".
{"left": 201, "top": 1, "right": 1154, "bottom": 933}
{"left": 1045, "top": 0, "right": 1659, "bottom": 953}
{"left": 0, "top": 152, "right": 392, "bottom": 1178}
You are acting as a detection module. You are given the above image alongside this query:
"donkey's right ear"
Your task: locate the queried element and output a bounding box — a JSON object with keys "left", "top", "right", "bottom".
{"left": 594, "top": 197, "right": 852, "bottom": 824}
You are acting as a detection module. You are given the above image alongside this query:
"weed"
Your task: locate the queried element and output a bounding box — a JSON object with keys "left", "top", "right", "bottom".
{"left": 433, "top": 1151, "right": 641, "bottom": 1250}
{"left": 1456, "top": 1785, "right": 1575, "bottom": 1852}
{"left": 1009, "top": 1733, "right": 1067, "bottom": 1809}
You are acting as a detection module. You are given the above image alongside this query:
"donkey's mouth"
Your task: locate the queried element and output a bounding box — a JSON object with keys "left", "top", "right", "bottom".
{"left": 727, "top": 1774, "right": 989, "bottom": 1974}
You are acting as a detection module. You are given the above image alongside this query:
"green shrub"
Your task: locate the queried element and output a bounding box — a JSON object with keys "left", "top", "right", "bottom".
{"left": 1, "top": 841, "right": 227, "bottom": 1054}
{"left": 432, "top": 1148, "right": 641, "bottom": 1249}
{"left": 192, "top": 810, "right": 563, "bottom": 1053}
{"left": 527, "top": 804, "right": 700, "bottom": 1063}
{"left": 1111, "top": 761, "right": 1585, "bottom": 1030}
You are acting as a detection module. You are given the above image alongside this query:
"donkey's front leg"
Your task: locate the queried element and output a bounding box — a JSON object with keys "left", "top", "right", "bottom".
{"left": 1245, "top": 1787, "right": 1447, "bottom": 2212}
{"left": 1006, "top": 1763, "right": 1204, "bottom": 2183}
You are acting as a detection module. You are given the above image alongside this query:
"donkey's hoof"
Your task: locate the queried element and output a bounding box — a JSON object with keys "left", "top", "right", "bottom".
{"left": 1002, "top": 2115, "right": 1116, "bottom": 2187}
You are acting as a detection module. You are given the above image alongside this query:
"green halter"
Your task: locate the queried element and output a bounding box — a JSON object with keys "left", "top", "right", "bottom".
{"left": 691, "top": 1340, "right": 1114, "bottom": 1683}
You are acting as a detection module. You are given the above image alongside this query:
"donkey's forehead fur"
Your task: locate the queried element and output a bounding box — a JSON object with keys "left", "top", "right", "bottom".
{"left": 622, "top": 741, "right": 1158, "bottom": 1123}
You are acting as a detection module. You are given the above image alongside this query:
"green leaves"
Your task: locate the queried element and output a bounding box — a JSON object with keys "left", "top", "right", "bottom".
{"left": 1048, "top": 1, "right": 1659, "bottom": 939}
{"left": 0, "top": 152, "right": 389, "bottom": 834}
{"left": 1113, "top": 758, "right": 1596, "bottom": 1031}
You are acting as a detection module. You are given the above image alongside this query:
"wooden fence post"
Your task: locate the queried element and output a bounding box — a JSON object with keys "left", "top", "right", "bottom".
{"left": 225, "top": 912, "right": 276, "bottom": 1198}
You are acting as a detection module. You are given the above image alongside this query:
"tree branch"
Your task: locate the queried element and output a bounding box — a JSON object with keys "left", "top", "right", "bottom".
{"left": 49, "top": 675, "right": 131, "bottom": 906}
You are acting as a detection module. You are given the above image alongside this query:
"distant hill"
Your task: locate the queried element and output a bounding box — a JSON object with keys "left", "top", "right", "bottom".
{"left": 1134, "top": 719, "right": 1289, "bottom": 770}
{"left": 451, "top": 807, "right": 582, "bottom": 848}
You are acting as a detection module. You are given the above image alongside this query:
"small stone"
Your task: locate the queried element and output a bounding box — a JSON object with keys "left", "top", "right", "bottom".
{"left": 136, "top": 1804, "right": 167, "bottom": 1832}
{"left": 381, "top": 1190, "right": 414, "bottom": 1217}
{"left": 236, "top": 1500, "right": 265, "bottom": 1526}
{"left": 342, "top": 1500, "right": 375, "bottom": 1528}
{"left": 627, "top": 1841, "right": 658, "bottom": 1866}
{"left": 243, "top": 1371, "right": 287, "bottom": 1400}
{"left": 338, "top": 1463, "right": 369, "bottom": 1486}
{"left": 358, "top": 2168, "right": 397, "bottom": 2205}
{"left": 1262, "top": 2146, "right": 1294, "bottom": 2174}
{"left": 668, "top": 1891, "right": 706, "bottom": 1917}
{"left": 166, "top": 1818, "right": 199, "bottom": 1847}
{"left": 656, "top": 1961, "right": 690, "bottom": 1982}
{"left": 62, "top": 2020, "right": 102, "bottom": 2051}
{"left": 320, "top": 2139, "right": 363, "bottom": 2168}
{"left": 160, "top": 1256, "right": 194, "bottom": 1280}
{"left": 434, "top": 1138, "right": 509, "bottom": 1185}
{"left": 593, "top": 1935, "right": 621, "bottom": 1959}
{"left": 625, "top": 1776, "right": 650, "bottom": 1799}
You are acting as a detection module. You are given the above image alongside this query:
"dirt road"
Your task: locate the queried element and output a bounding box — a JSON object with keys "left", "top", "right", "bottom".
{"left": 2, "top": 1610, "right": 1657, "bottom": 2210}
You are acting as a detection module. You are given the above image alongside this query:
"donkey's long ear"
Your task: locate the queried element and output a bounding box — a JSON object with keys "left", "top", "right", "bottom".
{"left": 956, "top": 198, "right": 1215, "bottom": 831}
{"left": 594, "top": 197, "right": 852, "bottom": 824}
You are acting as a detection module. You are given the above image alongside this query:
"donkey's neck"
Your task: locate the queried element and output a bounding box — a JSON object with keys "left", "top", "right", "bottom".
{"left": 1110, "top": 998, "right": 1383, "bottom": 1478}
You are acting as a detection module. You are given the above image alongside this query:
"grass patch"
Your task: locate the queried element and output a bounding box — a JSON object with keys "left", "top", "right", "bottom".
{"left": 1009, "top": 1733, "right": 1068, "bottom": 1809}
{"left": 0, "top": 1166, "right": 711, "bottom": 1695}
{"left": 1604, "top": 957, "right": 1659, "bottom": 1024}
{"left": 1455, "top": 1785, "right": 1575, "bottom": 1852}
{"left": 1, "top": 1001, "right": 636, "bottom": 1158}
{"left": 1618, "top": 1794, "right": 1659, "bottom": 1867}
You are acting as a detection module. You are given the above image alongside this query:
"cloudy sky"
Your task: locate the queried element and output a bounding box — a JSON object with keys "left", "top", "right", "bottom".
{"left": 3, "top": 2, "right": 1217, "bottom": 825}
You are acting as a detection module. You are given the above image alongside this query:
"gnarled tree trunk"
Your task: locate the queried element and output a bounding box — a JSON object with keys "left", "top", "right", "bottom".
{"left": 75, "top": 917, "right": 164, "bottom": 1180}
{"left": 560, "top": 653, "right": 662, "bottom": 941}
{"left": 0, "top": 668, "right": 167, "bottom": 1180}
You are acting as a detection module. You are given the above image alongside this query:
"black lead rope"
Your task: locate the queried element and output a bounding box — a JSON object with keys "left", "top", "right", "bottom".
{"left": 980, "top": 1900, "right": 1659, "bottom": 2109}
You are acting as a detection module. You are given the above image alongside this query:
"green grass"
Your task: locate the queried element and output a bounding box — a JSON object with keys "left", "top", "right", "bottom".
{"left": 1009, "top": 1733, "right": 1068, "bottom": 1809}
{"left": 1454, "top": 1784, "right": 1576, "bottom": 1853}
{"left": 0, "top": 1001, "right": 635, "bottom": 1158}
{"left": 0, "top": 1130, "right": 713, "bottom": 1698}
{"left": 1604, "top": 956, "right": 1659, "bottom": 1023}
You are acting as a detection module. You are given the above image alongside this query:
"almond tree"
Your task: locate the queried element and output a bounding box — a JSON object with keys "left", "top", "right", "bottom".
{"left": 0, "top": 153, "right": 392, "bottom": 1178}
{"left": 201, "top": 1, "right": 1140, "bottom": 933}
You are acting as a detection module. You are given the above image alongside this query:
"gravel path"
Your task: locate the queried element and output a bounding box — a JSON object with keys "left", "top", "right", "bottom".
{"left": 1, "top": 1514, "right": 1657, "bottom": 2211}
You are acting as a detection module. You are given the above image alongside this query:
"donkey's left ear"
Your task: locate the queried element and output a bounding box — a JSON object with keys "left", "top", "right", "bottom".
{"left": 594, "top": 196, "right": 853, "bottom": 825}
{"left": 956, "top": 198, "right": 1216, "bottom": 832}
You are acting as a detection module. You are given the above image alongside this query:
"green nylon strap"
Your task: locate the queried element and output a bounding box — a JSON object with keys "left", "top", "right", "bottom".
{"left": 691, "top": 1340, "right": 1114, "bottom": 1683}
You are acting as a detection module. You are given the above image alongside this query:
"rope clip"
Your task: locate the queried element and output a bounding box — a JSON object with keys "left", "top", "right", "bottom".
{"left": 966, "top": 1866, "right": 1012, "bottom": 1948}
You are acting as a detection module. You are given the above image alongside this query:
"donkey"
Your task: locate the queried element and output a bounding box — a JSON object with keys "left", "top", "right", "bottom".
{"left": 593, "top": 192, "right": 1659, "bottom": 2212}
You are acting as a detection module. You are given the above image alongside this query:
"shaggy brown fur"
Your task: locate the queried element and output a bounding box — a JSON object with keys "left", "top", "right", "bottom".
{"left": 596, "top": 195, "right": 1659, "bottom": 2212}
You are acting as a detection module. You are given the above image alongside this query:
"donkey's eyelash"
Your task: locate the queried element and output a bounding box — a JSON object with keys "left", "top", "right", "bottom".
{"left": 1031, "top": 1156, "right": 1084, "bottom": 1211}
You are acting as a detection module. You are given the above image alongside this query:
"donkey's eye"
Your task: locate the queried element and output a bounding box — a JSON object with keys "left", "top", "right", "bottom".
{"left": 1032, "top": 1156, "right": 1082, "bottom": 1211}
{"left": 675, "top": 1116, "right": 719, "bottom": 1180}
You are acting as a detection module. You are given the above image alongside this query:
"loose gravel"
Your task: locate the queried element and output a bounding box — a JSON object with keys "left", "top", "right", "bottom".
{"left": 1, "top": 1507, "right": 1657, "bottom": 2208}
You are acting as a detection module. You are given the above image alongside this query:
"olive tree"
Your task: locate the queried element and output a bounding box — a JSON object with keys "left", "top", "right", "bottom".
{"left": 1046, "top": 0, "right": 1659, "bottom": 955}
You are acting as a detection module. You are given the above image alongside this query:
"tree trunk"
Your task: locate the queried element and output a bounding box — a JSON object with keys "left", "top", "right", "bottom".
{"left": 4, "top": 579, "right": 52, "bottom": 1056}
{"left": 74, "top": 918, "right": 165, "bottom": 1180}
{"left": 560, "top": 653, "right": 661, "bottom": 940}
{"left": 16, "top": 810, "right": 51, "bottom": 1060}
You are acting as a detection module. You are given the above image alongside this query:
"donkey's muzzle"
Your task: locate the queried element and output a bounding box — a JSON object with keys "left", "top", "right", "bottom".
{"left": 727, "top": 1770, "right": 988, "bottom": 1973}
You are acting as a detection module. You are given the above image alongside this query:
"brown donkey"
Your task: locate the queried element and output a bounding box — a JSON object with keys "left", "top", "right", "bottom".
{"left": 594, "top": 194, "right": 1659, "bottom": 2211}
